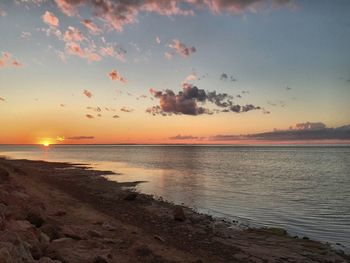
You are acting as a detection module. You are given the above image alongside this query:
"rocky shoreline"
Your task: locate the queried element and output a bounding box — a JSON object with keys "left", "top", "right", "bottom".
{"left": 0, "top": 157, "right": 348, "bottom": 262}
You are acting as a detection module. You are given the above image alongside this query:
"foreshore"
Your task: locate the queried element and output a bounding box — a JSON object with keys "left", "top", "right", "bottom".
{"left": 0, "top": 157, "right": 348, "bottom": 263}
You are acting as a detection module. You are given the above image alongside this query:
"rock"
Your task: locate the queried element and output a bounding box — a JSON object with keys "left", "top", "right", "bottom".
{"left": 26, "top": 208, "right": 45, "bottom": 228}
{"left": 173, "top": 206, "right": 186, "bottom": 221}
{"left": 88, "top": 229, "right": 103, "bottom": 238}
{"left": 39, "top": 232, "right": 50, "bottom": 245}
{"left": 0, "top": 247, "right": 12, "bottom": 263}
{"left": 93, "top": 255, "right": 109, "bottom": 263}
{"left": 53, "top": 210, "right": 66, "bottom": 217}
{"left": 0, "top": 168, "right": 10, "bottom": 182}
{"left": 61, "top": 225, "right": 84, "bottom": 240}
{"left": 124, "top": 192, "right": 138, "bottom": 201}
{"left": 154, "top": 235, "right": 165, "bottom": 242}
{"left": 38, "top": 257, "right": 63, "bottom": 263}
{"left": 102, "top": 222, "right": 116, "bottom": 231}
{"left": 51, "top": 238, "right": 74, "bottom": 245}
{"left": 135, "top": 245, "right": 153, "bottom": 257}
{"left": 264, "top": 227, "right": 287, "bottom": 236}
{"left": 40, "top": 224, "right": 61, "bottom": 241}
{"left": 30, "top": 241, "right": 43, "bottom": 260}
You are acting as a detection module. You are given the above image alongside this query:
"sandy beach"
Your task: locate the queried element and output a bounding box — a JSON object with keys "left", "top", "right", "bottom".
{"left": 0, "top": 157, "right": 348, "bottom": 263}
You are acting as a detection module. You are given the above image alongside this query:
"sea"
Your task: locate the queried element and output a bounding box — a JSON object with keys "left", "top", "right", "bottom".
{"left": 0, "top": 145, "right": 349, "bottom": 251}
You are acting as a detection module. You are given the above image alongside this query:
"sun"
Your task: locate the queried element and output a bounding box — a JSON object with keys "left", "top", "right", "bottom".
{"left": 39, "top": 138, "right": 53, "bottom": 147}
{"left": 42, "top": 142, "right": 50, "bottom": 147}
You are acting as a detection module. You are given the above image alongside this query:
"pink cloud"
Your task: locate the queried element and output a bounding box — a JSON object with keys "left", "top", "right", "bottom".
{"left": 81, "top": 19, "right": 102, "bottom": 34}
{"left": 83, "top": 89, "right": 93, "bottom": 98}
{"left": 54, "top": 0, "right": 79, "bottom": 16}
{"left": 108, "top": 70, "right": 127, "bottom": 83}
{"left": 64, "top": 26, "right": 84, "bottom": 42}
{"left": 156, "top": 36, "right": 161, "bottom": 44}
{"left": 100, "top": 46, "right": 126, "bottom": 62}
{"left": 66, "top": 42, "right": 101, "bottom": 62}
{"left": 164, "top": 52, "right": 173, "bottom": 60}
{"left": 52, "top": 1, "right": 293, "bottom": 32}
{"left": 42, "top": 11, "right": 59, "bottom": 27}
{"left": 54, "top": 0, "right": 194, "bottom": 32}
{"left": 0, "top": 52, "right": 23, "bottom": 69}
{"left": 169, "top": 39, "right": 196, "bottom": 58}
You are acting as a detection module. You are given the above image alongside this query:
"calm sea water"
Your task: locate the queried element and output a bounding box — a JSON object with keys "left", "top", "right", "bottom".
{"left": 1, "top": 145, "right": 349, "bottom": 250}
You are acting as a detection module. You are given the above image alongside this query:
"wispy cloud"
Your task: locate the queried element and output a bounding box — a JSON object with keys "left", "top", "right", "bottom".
{"left": 169, "top": 134, "right": 203, "bottom": 140}
{"left": 108, "top": 70, "right": 127, "bottom": 83}
{"left": 81, "top": 19, "right": 102, "bottom": 35}
{"left": 85, "top": 114, "right": 94, "bottom": 119}
{"left": 0, "top": 52, "right": 23, "bottom": 69}
{"left": 168, "top": 39, "right": 196, "bottom": 58}
{"left": 120, "top": 106, "right": 133, "bottom": 113}
{"left": 66, "top": 136, "right": 94, "bottom": 140}
{"left": 83, "top": 89, "right": 93, "bottom": 98}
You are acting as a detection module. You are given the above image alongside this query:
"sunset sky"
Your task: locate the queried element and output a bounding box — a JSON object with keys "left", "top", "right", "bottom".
{"left": 0, "top": 0, "right": 350, "bottom": 144}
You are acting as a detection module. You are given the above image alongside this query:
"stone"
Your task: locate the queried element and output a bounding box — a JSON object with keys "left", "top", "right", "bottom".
{"left": 61, "top": 225, "right": 84, "bottom": 240}
{"left": 40, "top": 224, "right": 61, "bottom": 241}
{"left": 53, "top": 210, "right": 66, "bottom": 217}
{"left": 0, "top": 168, "right": 10, "bottom": 183}
{"left": 154, "top": 235, "right": 165, "bottom": 242}
{"left": 173, "top": 206, "right": 186, "bottom": 221}
{"left": 0, "top": 247, "right": 12, "bottom": 263}
{"left": 124, "top": 193, "right": 138, "bottom": 201}
{"left": 264, "top": 227, "right": 287, "bottom": 236}
{"left": 38, "top": 257, "right": 63, "bottom": 263}
{"left": 102, "top": 222, "right": 116, "bottom": 231}
{"left": 26, "top": 208, "right": 45, "bottom": 228}
{"left": 88, "top": 229, "right": 103, "bottom": 238}
{"left": 93, "top": 255, "right": 109, "bottom": 263}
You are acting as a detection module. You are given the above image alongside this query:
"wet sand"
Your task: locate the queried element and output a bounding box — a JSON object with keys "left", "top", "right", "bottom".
{"left": 0, "top": 157, "right": 348, "bottom": 262}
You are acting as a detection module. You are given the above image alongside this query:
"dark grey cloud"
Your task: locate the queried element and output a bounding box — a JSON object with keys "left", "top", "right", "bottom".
{"left": 169, "top": 135, "right": 204, "bottom": 140}
{"left": 209, "top": 122, "right": 350, "bottom": 141}
{"left": 66, "top": 136, "right": 94, "bottom": 140}
{"left": 147, "top": 84, "right": 264, "bottom": 116}
{"left": 87, "top": 106, "right": 101, "bottom": 112}
{"left": 220, "top": 73, "right": 237, "bottom": 82}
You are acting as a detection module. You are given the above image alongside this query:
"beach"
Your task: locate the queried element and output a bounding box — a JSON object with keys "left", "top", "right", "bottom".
{"left": 0, "top": 157, "right": 348, "bottom": 263}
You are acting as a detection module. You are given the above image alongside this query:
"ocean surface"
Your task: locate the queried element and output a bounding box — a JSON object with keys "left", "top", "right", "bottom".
{"left": 1, "top": 145, "right": 349, "bottom": 251}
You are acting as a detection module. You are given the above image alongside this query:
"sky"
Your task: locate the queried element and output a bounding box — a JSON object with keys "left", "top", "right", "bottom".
{"left": 0, "top": 0, "right": 350, "bottom": 145}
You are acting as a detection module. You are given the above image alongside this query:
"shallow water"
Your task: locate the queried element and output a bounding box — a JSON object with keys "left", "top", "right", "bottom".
{"left": 1, "top": 145, "right": 349, "bottom": 250}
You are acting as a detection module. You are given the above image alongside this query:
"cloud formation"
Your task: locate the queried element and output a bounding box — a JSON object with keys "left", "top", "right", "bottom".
{"left": 120, "top": 106, "right": 134, "bottom": 113}
{"left": 66, "top": 136, "right": 94, "bottom": 140}
{"left": 52, "top": 0, "right": 294, "bottom": 32}
{"left": 81, "top": 19, "right": 102, "bottom": 34}
{"left": 0, "top": 97, "right": 5, "bottom": 102}
{"left": 85, "top": 114, "right": 94, "bottom": 119}
{"left": 108, "top": 70, "right": 127, "bottom": 83}
{"left": 83, "top": 89, "right": 93, "bottom": 98}
{"left": 147, "top": 83, "right": 264, "bottom": 116}
{"left": 169, "top": 135, "right": 203, "bottom": 140}
{"left": 42, "top": 11, "right": 59, "bottom": 27}
{"left": 168, "top": 39, "right": 196, "bottom": 58}
{"left": 64, "top": 26, "right": 84, "bottom": 42}
{"left": 209, "top": 122, "right": 350, "bottom": 141}
{"left": 0, "top": 52, "right": 23, "bottom": 68}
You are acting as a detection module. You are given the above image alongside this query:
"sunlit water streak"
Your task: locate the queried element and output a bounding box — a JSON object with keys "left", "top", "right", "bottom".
{"left": 1, "top": 145, "right": 349, "bottom": 251}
